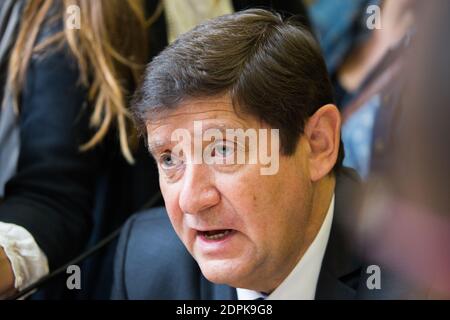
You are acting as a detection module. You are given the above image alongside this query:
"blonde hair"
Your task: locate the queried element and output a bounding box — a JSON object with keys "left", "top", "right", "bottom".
{"left": 6, "top": 0, "right": 161, "bottom": 163}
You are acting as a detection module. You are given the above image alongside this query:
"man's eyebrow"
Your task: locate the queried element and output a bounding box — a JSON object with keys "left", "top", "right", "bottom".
{"left": 145, "top": 122, "right": 250, "bottom": 153}
{"left": 147, "top": 140, "right": 167, "bottom": 154}
{"left": 199, "top": 123, "right": 226, "bottom": 134}
{"left": 201, "top": 122, "right": 250, "bottom": 132}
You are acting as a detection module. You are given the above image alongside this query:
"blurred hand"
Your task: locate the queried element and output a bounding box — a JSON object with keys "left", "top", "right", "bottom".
{"left": 0, "top": 246, "right": 16, "bottom": 299}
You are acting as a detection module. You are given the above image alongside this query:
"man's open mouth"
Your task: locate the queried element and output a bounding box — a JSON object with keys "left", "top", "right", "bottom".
{"left": 198, "top": 229, "right": 235, "bottom": 241}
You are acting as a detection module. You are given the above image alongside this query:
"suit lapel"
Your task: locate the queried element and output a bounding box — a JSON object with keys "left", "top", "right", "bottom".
{"left": 316, "top": 168, "right": 364, "bottom": 299}
{"left": 199, "top": 273, "right": 237, "bottom": 300}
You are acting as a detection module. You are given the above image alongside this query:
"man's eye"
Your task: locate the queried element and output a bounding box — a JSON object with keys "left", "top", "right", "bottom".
{"left": 213, "top": 141, "right": 235, "bottom": 157}
{"left": 159, "top": 153, "right": 179, "bottom": 169}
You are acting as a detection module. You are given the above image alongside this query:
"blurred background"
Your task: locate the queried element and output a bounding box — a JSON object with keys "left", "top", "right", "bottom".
{"left": 0, "top": 0, "right": 449, "bottom": 299}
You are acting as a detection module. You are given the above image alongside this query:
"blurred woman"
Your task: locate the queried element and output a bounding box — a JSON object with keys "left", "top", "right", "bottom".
{"left": 0, "top": 0, "right": 154, "bottom": 297}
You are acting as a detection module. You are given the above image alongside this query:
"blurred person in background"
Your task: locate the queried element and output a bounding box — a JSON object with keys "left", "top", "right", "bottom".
{"left": 307, "top": 0, "right": 380, "bottom": 78}
{"left": 308, "top": 0, "right": 416, "bottom": 178}
{"left": 358, "top": 0, "right": 450, "bottom": 298}
{"left": 331, "top": 0, "right": 416, "bottom": 178}
{"left": 332, "top": 0, "right": 415, "bottom": 108}
{"left": 0, "top": 0, "right": 161, "bottom": 299}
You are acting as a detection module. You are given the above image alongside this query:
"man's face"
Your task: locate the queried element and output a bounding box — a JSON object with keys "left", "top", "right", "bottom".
{"left": 146, "top": 96, "right": 316, "bottom": 292}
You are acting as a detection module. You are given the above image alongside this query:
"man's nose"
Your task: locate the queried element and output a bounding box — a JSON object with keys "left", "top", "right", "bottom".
{"left": 178, "top": 163, "right": 220, "bottom": 215}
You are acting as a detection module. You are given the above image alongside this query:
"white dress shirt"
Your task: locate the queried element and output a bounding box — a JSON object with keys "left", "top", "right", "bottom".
{"left": 237, "top": 195, "right": 335, "bottom": 300}
{"left": 0, "top": 222, "right": 49, "bottom": 291}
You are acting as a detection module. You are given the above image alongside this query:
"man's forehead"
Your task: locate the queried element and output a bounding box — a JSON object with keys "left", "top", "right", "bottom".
{"left": 152, "top": 96, "right": 235, "bottom": 120}
{"left": 145, "top": 96, "right": 257, "bottom": 131}
{"left": 146, "top": 116, "right": 253, "bottom": 141}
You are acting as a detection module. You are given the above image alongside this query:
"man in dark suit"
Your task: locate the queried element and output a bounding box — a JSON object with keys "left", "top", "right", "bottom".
{"left": 111, "top": 9, "right": 405, "bottom": 300}
{"left": 112, "top": 168, "right": 389, "bottom": 299}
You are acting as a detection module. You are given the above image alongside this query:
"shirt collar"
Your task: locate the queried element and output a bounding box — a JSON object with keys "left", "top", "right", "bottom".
{"left": 236, "top": 194, "right": 335, "bottom": 300}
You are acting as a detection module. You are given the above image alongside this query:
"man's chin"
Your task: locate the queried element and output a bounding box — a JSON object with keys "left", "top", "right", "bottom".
{"left": 197, "top": 258, "right": 254, "bottom": 288}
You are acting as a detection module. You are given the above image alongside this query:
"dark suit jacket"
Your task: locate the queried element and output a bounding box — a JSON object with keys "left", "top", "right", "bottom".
{"left": 111, "top": 168, "right": 411, "bottom": 299}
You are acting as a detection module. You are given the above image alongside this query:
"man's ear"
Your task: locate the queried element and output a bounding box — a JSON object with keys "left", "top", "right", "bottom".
{"left": 304, "top": 104, "right": 341, "bottom": 182}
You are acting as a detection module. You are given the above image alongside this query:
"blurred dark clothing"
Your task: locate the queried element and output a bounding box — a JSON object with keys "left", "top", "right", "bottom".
{"left": 24, "top": 51, "right": 161, "bottom": 300}
{"left": 0, "top": 0, "right": 24, "bottom": 196}
{"left": 0, "top": 44, "right": 104, "bottom": 270}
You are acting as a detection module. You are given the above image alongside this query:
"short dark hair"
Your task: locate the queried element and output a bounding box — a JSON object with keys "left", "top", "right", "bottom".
{"left": 132, "top": 9, "right": 343, "bottom": 172}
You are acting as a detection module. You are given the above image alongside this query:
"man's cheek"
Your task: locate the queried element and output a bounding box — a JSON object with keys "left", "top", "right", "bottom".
{"left": 159, "top": 177, "right": 169, "bottom": 199}
{"left": 166, "top": 210, "right": 186, "bottom": 244}
{"left": 160, "top": 182, "right": 177, "bottom": 206}
{"left": 163, "top": 193, "right": 183, "bottom": 229}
